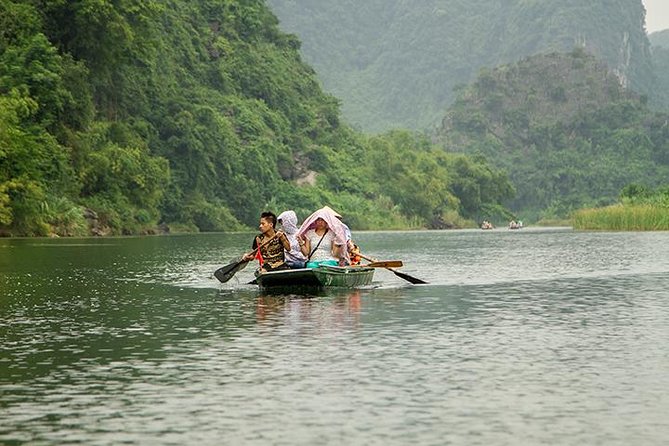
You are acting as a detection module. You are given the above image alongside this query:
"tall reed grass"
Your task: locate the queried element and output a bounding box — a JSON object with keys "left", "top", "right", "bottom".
{"left": 572, "top": 204, "right": 669, "bottom": 230}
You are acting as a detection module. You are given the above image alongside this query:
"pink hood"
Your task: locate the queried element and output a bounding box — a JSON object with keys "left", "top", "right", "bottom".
{"left": 296, "top": 207, "right": 348, "bottom": 248}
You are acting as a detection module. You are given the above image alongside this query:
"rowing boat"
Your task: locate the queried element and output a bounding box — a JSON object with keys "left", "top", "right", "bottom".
{"left": 254, "top": 265, "right": 375, "bottom": 290}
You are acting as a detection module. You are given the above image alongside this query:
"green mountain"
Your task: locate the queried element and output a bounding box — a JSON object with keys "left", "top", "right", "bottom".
{"left": 267, "top": 0, "right": 655, "bottom": 132}
{"left": 437, "top": 49, "right": 669, "bottom": 220}
{"left": 0, "top": 0, "right": 513, "bottom": 236}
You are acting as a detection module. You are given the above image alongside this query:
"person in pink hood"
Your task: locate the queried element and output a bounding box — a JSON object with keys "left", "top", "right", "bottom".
{"left": 296, "top": 207, "right": 349, "bottom": 267}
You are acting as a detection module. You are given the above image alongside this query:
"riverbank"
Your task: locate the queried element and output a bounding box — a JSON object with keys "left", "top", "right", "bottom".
{"left": 0, "top": 208, "right": 482, "bottom": 237}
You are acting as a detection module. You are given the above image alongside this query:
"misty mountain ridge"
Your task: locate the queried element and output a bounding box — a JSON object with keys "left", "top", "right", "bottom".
{"left": 268, "top": 0, "right": 657, "bottom": 132}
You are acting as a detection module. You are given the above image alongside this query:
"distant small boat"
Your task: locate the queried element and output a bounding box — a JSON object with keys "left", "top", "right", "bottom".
{"left": 508, "top": 220, "right": 523, "bottom": 230}
{"left": 480, "top": 221, "right": 494, "bottom": 230}
{"left": 254, "top": 265, "right": 375, "bottom": 290}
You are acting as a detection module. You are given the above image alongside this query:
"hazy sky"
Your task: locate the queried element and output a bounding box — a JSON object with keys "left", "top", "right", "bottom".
{"left": 643, "top": 0, "right": 669, "bottom": 33}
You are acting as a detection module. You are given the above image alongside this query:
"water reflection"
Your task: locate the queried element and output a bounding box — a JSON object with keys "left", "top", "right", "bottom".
{"left": 259, "top": 290, "right": 362, "bottom": 329}
{"left": 218, "top": 288, "right": 365, "bottom": 332}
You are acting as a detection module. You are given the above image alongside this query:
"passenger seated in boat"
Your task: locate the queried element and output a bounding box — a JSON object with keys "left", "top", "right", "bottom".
{"left": 242, "top": 211, "right": 291, "bottom": 272}
{"left": 297, "top": 207, "right": 348, "bottom": 268}
{"left": 323, "top": 205, "right": 361, "bottom": 265}
{"left": 348, "top": 242, "right": 362, "bottom": 265}
{"left": 277, "top": 210, "right": 307, "bottom": 269}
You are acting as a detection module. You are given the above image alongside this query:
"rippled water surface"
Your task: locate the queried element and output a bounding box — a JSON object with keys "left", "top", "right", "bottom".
{"left": 2, "top": 228, "right": 669, "bottom": 445}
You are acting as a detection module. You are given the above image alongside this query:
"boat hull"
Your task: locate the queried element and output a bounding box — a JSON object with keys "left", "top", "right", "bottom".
{"left": 255, "top": 265, "right": 375, "bottom": 290}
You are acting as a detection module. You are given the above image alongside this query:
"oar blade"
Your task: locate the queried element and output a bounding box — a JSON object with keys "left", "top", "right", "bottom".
{"left": 391, "top": 269, "right": 428, "bottom": 284}
{"left": 214, "top": 258, "right": 250, "bottom": 283}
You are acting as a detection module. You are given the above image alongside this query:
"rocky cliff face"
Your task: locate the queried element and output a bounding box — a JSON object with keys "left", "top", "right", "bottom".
{"left": 649, "top": 30, "right": 669, "bottom": 108}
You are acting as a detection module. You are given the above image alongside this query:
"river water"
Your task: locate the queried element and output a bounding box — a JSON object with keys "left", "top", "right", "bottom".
{"left": 1, "top": 228, "right": 668, "bottom": 445}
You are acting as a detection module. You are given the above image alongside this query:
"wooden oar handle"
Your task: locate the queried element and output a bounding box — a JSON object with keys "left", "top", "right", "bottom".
{"left": 358, "top": 252, "right": 377, "bottom": 263}
{"left": 356, "top": 253, "right": 402, "bottom": 268}
{"left": 244, "top": 231, "right": 281, "bottom": 257}
{"left": 365, "top": 260, "right": 403, "bottom": 268}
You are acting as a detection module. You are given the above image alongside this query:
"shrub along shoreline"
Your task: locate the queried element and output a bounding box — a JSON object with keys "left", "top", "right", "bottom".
{"left": 572, "top": 185, "right": 669, "bottom": 231}
{"left": 572, "top": 204, "right": 669, "bottom": 230}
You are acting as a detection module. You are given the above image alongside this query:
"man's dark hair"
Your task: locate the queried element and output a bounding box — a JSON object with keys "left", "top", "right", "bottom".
{"left": 261, "top": 211, "right": 277, "bottom": 228}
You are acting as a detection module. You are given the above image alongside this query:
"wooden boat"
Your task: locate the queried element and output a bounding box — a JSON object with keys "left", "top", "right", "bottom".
{"left": 254, "top": 265, "right": 375, "bottom": 290}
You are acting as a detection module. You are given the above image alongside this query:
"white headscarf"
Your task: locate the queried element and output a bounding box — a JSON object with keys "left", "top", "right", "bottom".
{"left": 278, "top": 210, "right": 306, "bottom": 264}
{"left": 277, "top": 210, "right": 299, "bottom": 235}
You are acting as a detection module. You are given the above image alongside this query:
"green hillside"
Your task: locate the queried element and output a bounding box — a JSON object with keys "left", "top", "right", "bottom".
{"left": 437, "top": 50, "right": 669, "bottom": 221}
{"left": 0, "top": 0, "right": 513, "bottom": 236}
{"left": 268, "top": 0, "right": 655, "bottom": 132}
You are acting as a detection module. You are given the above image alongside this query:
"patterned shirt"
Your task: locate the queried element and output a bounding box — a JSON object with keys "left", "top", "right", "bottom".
{"left": 252, "top": 233, "right": 286, "bottom": 268}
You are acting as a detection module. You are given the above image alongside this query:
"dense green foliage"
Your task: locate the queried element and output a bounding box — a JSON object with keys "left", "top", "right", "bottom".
{"left": 331, "top": 131, "right": 516, "bottom": 228}
{"left": 572, "top": 184, "right": 669, "bottom": 230}
{"left": 268, "top": 0, "right": 655, "bottom": 132}
{"left": 619, "top": 183, "right": 669, "bottom": 207}
{"left": 0, "top": 0, "right": 514, "bottom": 236}
{"left": 437, "top": 50, "right": 669, "bottom": 221}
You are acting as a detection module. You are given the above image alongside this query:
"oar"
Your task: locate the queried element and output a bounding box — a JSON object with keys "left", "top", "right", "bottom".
{"left": 358, "top": 253, "right": 428, "bottom": 284}
{"left": 361, "top": 260, "right": 403, "bottom": 268}
{"left": 214, "top": 233, "right": 279, "bottom": 283}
